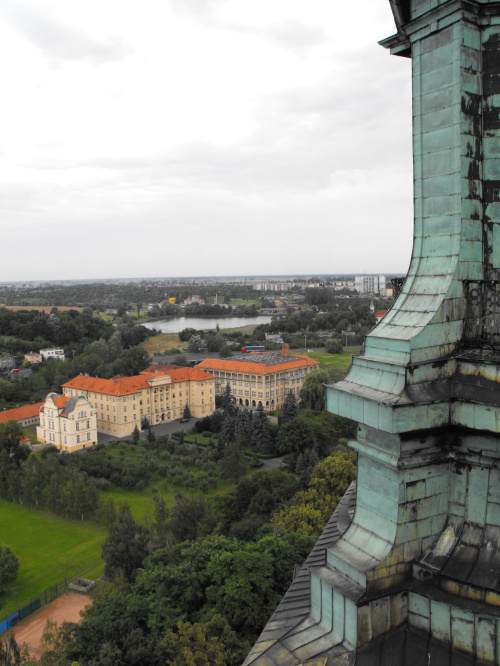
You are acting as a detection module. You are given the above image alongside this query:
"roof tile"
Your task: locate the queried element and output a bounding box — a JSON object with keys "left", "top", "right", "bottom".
{"left": 0, "top": 402, "right": 44, "bottom": 424}
{"left": 63, "top": 365, "right": 214, "bottom": 397}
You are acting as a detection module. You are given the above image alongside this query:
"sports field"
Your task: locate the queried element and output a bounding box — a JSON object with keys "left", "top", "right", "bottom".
{"left": 0, "top": 502, "right": 105, "bottom": 619}
{"left": 12, "top": 592, "right": 91, "bottom": 660}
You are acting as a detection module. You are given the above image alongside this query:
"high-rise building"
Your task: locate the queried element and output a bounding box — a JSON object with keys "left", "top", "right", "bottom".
{"left": 354, "top": 274, "right": 386, "bottom": 294}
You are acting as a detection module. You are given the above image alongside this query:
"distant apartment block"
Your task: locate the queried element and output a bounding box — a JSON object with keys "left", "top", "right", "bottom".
{"left": 0, "top": 356, "right": 16, "bottom": 370}
{"left": 354, "top": 274, "right": 386, "bottom": 294}
{"left": 197, "top": 344, "right": 319, "bottom": 410}
{"left": 62, "top": 365, "right": 215, "bottom": 438}
{"left": 37, "top": 393, "right": 97, "bottom": 452}
{"left": 254, "top": 282, "right": 293, "bottom": 292}
{"left": 40, "top": 348, "right": 66, "bottom": 361}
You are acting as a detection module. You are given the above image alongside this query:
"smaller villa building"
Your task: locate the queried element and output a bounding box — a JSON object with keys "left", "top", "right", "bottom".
{"left": 37, "top": 393, "right": 97, "bottom": 452}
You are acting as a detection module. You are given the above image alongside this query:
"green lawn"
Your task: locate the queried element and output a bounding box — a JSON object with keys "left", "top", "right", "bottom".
{"left": 0, "top": 501, "right": 106, "bottom": 618}
{"left": 141, "top": 332, "right": 182, "bottom": 354}
{"left": 297, "top": 349, "right": 359, "bottom": 381}
{"left": 21, "top": 425, "right": 38, "bottom": 445}
{"left": 183, "top": 433, "right": 218, "bottom": 445}
{"left": 227, "top": 299, "right": 262, "bottom": 307}
{"left": 101, "top": 473, "right": 232, "bottom": 525}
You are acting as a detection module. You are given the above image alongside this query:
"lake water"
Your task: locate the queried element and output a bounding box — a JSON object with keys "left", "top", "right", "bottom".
{"left": 143, "top": 315, "right": 273, "bottom": 334}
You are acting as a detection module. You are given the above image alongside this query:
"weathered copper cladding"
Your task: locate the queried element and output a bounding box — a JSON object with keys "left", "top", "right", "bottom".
{"left": 245, "top": 1, "right": 500, "bottom": 664}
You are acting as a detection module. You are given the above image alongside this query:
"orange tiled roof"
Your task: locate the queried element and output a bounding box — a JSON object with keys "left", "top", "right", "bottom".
{"left": 53, "top": 396, "right": 70, "bottom": 409}
{"left": 63, "top": 367, "right": 214, "bottom": 397}
{"left": 375, "top": 310, "right": 388, "bottom": 318}
{"left": 63, "top": 375, "right": 150, "bottom": 396}
{"left": 143, "top": 364, "right": 214, "bottom": 382}
{"left": 164, "top": 367, "right": 215, "bottom": 382}
{"left": 197, "top": 354, "right": 319, "bottom": 375}
{"left": 0, "top": 402, "right": 43, "bottom": 424}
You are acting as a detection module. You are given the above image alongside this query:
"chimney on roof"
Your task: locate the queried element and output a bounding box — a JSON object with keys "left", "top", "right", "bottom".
{"left": 281, "top": 343, "right": 290, "bottom": 357}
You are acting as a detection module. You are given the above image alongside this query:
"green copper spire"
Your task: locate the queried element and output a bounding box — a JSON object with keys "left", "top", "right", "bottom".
{"left": 245, "top": 1, "right": 500, "bottom": 664}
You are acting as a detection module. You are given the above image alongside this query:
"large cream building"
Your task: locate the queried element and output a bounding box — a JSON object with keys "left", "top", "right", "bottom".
{"left": 37, "top": 393, "right": 98, "bottom": 452}
{"left": 62, "top": 365, "right": 215, "bottom": 438}
{"left": 197, "top": 345, "right": 319, "bottom": 410}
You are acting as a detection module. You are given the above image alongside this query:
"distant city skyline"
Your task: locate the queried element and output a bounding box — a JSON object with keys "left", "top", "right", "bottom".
{"left": 1, "top": 0, "right": 413, "bottom": 282}
{"left": 0, "top": 272, "right": 405, "bottom": 287}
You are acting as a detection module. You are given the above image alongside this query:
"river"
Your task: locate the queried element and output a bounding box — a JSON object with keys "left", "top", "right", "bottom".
{"left": 143, "top": 315, "right": 273, "bottom": 334}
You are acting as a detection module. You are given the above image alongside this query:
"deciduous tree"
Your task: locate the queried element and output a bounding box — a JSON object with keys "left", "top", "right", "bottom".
{"left": 299, "top": 368, "right": 336, "bottom": 411}
{"left": 0, "top": 545, "right": 19, "bottom": 591}
{"left": 101, "top": 502, "right": 149, "bottom": 582}
{"left": 220, "top": 442, "right": 247, "bottom": 484}
{"left": 271, "top": 451, "right": 356, "bottom": 538}
{"left": 187, "top": 335, "right": 205, "bottom": 353}
{"left": 162, "top": 615, "right": 249, "bottom": 666}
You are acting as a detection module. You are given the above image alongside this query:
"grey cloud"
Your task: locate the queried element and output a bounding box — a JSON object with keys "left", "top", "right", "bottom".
{"left": 168, "top": 0, "right": 324, "bottom": 53}
{"left": 258, "top": 20, "right": 326, "bottom": 53}
{"left": 25, "top": 46, "right": 411, "bottom": 199}
{"left": 133, "top": 54, "right": 410, "bottom": 193}
{"left": 168, "top": 0, "right": 228, "bottom": 22}
{"left": 1, "top": 0, "right": 130, "bottom": 62}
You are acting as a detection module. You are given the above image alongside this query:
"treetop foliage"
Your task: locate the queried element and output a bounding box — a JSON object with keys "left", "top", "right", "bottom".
{"left": 0, "top": 545, "right": 19, "bottom": 591}
{"left": 271, "top": 450, "right": 357, "bottom": 538}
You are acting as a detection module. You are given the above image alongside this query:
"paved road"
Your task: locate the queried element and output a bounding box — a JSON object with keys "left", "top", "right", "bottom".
{"left": 261, "top": 457, "right": 285, "bottom": 469}
{"left": 97, "top": 419, "right": 194, "bottom": 445}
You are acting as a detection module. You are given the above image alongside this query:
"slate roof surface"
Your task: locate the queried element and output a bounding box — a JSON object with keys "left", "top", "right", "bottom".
{"left": 244, "top": 482, "right": 357, "bottom": 666}
{"left": 60, "top": 396, "right": 79, "bottom": 416}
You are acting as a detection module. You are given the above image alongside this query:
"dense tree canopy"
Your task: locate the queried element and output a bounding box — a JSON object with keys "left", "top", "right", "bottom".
{"left": 162, "top": 615, "right": 249, "bottom": 666}
{"left": 0, "top": 545, "right": 19, "bottom": 591}
{"left": 271, "top": 451, "right": 357, "bottom": 538}
{"left": 299, "top": 368, "right": 337, "bottom": 411}
{"left": 101, "top": 502, "right": 149, "bottom": 582}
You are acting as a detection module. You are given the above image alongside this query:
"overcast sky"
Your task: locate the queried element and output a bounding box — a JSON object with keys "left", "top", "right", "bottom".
{"left": 0, "top": 0, "right": 414, "bottom": 282}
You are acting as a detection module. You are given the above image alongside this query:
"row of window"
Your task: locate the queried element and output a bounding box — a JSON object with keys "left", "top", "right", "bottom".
{"left": 43, "top": 432, "right": 91, "bottom": 444}
{"left": 232, "top": 388, "right": 295, "bottom": 397}
{"left": 215, "top": 371, "right": 304, "bottom": 380}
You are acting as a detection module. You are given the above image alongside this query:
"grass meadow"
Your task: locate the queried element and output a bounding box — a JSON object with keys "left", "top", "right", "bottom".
{"left": 295, "top": 349, "right": 359, "bottom": 381}
{"left": 0, "top": 501, "right": 106, "bottom": 618}
{"left": 141, "top": 333, "right": 182, "bottom": 355}
{"left": 0, "top": 434, "right": 238, "bottom": 617}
